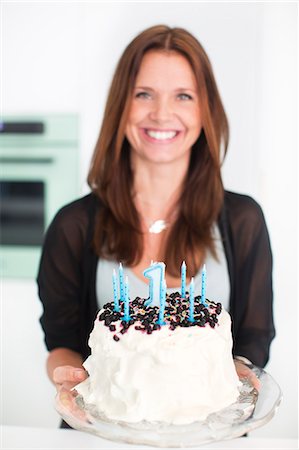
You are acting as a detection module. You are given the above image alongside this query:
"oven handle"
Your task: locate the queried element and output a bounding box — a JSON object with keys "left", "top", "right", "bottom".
{"left": 0, "top": 157, "right": 54, "bottom": 164}
{"left": 0, "top": 121, "right": 44, "bottom": 134}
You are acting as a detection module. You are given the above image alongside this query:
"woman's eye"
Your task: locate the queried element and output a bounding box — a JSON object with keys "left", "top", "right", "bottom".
{"left": 177, "top": 93, "right": 193, "bottom": 100}
{"left": 135, "top": 91, "right": 151, "bottom": 99}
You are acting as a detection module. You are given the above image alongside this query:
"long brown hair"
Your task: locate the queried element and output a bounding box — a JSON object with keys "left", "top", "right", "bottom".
{"left": 88, "top": 25, "right": 229, "bottom": 277}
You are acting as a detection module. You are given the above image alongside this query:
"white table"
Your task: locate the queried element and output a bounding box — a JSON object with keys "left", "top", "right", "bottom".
{"left": 1, "top": 426, "right": 297, "bottom": 449}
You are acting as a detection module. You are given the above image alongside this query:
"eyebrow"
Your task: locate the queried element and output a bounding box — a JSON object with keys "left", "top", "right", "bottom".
{"left": 134, "top": 86, "right": 197, "bottom": 93}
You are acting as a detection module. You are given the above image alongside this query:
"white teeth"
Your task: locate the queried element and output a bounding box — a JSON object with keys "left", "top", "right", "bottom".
{"left": 146, "top": 130, "right": 178, "bottom": 140}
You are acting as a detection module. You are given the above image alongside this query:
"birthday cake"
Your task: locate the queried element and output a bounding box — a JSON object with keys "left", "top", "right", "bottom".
{"left": 75, "top": 293, "right": 241, "bottom": 425}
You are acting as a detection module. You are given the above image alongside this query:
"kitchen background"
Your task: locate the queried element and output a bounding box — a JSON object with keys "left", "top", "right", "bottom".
{"left": 1, "top": 1, "right": 297, "bottom": 440}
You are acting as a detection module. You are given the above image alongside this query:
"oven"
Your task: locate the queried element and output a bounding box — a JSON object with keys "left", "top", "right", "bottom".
{"left": 0, "top": 115, "right": 79, "bottom": 278}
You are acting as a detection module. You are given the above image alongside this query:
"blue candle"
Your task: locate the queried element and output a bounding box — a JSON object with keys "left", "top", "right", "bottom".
{"left": 201, "top": 264, "right": 207, "bottom": 306}
{"left": 143, "top": 262, "right": 165, "bottom": 307}
{"left": 157, "top": 279, "right": 167, "bottom": 325}
{"left": 123, "top": 276, "right": 130, "bottom": 321}
{"left": 188, "top": 277, "right": 195, "bottom": 322}
{"left": 181, "top": 261, "right": 186, "bottom": 298}
{"left": 112, "top": 269, "right": 119, "bottom": 312}
{"left": 119, "top": 262, "right": 125, "bottom": 302}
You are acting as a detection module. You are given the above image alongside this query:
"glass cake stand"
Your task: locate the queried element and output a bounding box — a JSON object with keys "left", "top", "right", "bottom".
{"left": 55, "top": 365, "right": 282, "bottom": 448}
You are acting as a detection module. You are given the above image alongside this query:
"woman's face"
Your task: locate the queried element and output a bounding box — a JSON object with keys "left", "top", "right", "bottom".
{"left": 125, "top": 50, "right": 202, "bottom": 167}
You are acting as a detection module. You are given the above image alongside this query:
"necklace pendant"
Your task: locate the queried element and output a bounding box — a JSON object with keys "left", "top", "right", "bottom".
{"left": 149, "top": 220, "right": 168, "bottom": 234}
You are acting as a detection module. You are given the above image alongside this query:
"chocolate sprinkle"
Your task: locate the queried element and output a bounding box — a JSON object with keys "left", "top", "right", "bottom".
{"left": 98, "top": 294, "right": 222, "bottom": 341}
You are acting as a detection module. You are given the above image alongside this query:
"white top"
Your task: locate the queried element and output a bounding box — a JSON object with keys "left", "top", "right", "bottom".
{"left": 96, "top": 225, "right": 230, "bottom": 311}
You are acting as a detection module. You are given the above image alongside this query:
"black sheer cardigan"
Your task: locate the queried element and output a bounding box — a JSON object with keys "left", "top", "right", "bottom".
{"left": 37, "top": 191, "right": 275, "bottom": 368}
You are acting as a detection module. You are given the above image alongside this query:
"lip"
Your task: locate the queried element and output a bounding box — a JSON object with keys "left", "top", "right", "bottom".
{"left": 141, "top": 128, "right": 183, "bottom": 143}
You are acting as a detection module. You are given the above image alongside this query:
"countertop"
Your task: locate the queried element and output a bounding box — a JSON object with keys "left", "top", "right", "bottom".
{"left": 1, "top": 425, "right": 298, "bottom": 449}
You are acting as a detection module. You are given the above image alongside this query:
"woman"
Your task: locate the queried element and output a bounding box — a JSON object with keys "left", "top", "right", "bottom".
{"left": 37, "top": 25, "right": 275, "bottom": 395}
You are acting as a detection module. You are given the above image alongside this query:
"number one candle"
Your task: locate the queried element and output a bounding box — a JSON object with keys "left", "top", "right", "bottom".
{"left": 112, "top": 269, "right": 119, "bottom": 312}
{"left": 143, "top": 262, "right": 165, "bottom": 307}
{"left": 123, "top": 276, "right": 130, "bottom": 321}
{"left": 201, "top": 264, "right": 207, "bottom": 306}
{"left": 188, "top": 277, "right": 195, "bottom": 322}
{"left": 181, "top": 261, "right": 186, "bottom": 298}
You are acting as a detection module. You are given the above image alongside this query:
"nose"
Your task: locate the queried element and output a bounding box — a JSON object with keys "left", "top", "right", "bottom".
{"left": 149, "top": 97, "right": 173, "bottom": 123}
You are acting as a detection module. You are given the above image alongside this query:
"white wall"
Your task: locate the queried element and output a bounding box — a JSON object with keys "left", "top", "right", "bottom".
{"left": 1, "top": 1, "right": 297, "bottom": 439}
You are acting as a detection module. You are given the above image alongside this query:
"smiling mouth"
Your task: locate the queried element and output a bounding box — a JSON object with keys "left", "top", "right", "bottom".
{"left": 144, "top": 129, "right": 180, "bottom": 141}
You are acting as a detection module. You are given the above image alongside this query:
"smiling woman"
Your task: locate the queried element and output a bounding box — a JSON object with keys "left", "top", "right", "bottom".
{"left": 37, "top": 25, "right": 275, "bottom": 425}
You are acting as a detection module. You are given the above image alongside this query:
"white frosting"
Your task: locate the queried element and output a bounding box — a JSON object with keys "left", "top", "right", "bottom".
{"left": 76, "top": 307, "right": 241, "bottom": 425}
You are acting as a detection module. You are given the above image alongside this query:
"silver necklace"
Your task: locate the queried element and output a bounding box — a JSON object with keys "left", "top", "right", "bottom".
{"left": 134, "top": 192, "right": 177, "bottom": 234}
{"left": 148, "top": 219, "right": 169, "bottom": 234}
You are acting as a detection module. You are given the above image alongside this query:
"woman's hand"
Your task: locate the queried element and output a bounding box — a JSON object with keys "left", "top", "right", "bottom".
{"left": 47, "top": 348, "right": 89, "bottom": 392}
{"left": 53, "top": 365, "right": 88, "bottom": 391}
{"left": 234, "top": 359, "right": 261, "bottom": 391}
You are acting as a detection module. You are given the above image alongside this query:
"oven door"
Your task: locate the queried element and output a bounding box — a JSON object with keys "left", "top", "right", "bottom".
{"left": 0, "top": 146, "right": 78, "bottom": 278}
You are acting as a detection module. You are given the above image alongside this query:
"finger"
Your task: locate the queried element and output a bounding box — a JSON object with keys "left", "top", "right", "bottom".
{"left": 235, "top": 362, "right": 261, "bottom": 391}
{"left": 58, "top": 387, "right": 89, "bottom": 422}
{"left": 53, "top": 366, "right": 87, "bottom": 385}
{"left": 247, "top": 371, "right": 261, "bottom": 391}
